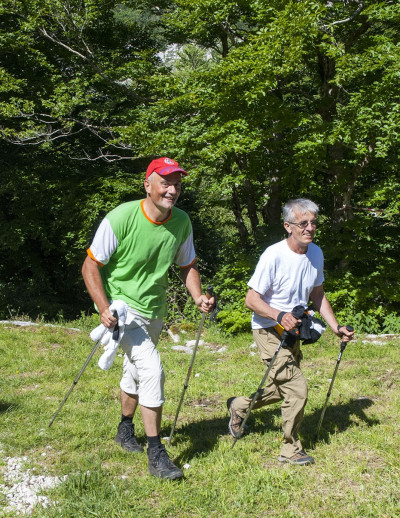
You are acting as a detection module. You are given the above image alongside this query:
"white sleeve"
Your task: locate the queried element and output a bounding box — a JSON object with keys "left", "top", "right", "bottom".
{"left": 311, "top": 244, "right": 325, "bottom": 287}
{"left": 174, "top": 229, "right": 196, "bottom": 267}
{"left": 315, "top": 260, "right": 325, "bottom": 287}
{"left": 247, "top": 250, "right": 274, "bottom": 295}
{"left": 88, "top": 218, "right": 118, "bottom": 265}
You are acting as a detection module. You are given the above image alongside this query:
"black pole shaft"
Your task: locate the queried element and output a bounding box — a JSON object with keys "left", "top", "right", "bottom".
{"left": 231, "top": 332, "right": 288, "bottom": 448}
{"left": 168, "top": 286, "right": 213, "bottom": 445}
{"left": 315, "top": 344, "right": 345, "bottom": 440}
{"left": 315, "top": 325, "right": 354, "bottom": 442}
{"left": 48, "top": 312, "right": 119, "bottom": 428}
{"left": 48, "top": 333, "right": 106, "bottom": 427}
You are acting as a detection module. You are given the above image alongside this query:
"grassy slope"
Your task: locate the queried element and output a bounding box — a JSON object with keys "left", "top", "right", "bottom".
{"left": 0, "top": 320, "right": 399, "bottom": 517}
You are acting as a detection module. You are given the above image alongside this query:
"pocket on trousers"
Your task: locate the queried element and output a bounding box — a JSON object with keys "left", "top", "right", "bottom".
{"left": 271, "top": 355, "right": 297, "bottom": 383}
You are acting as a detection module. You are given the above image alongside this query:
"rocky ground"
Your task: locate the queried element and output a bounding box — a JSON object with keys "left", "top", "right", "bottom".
{"left": 0, "top": 446, "right": 66, "bottom": 515}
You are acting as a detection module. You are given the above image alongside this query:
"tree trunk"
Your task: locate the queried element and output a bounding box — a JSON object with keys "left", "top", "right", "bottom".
{"left": 231, "top": 185, "right": 250, "bottom": 248}
{"left": 261, "top": 175, "right": 281, "bottom": 227}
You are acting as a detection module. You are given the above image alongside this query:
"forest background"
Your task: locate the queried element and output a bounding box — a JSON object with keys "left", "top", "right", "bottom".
{"left": 1, "top": 0, "right": 399, "bottom": 334}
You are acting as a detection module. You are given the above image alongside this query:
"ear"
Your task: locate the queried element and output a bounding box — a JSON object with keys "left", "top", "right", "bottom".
{"left": 144, "top": 179, "right": 151, "bottom": 194}
{"left": 284, "top": 222, "right": 291, "bottom": 234}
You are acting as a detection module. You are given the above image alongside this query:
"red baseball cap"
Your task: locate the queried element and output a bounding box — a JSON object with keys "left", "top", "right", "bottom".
{"left": 146, "top": 157, "right": 187, "bottom": 179}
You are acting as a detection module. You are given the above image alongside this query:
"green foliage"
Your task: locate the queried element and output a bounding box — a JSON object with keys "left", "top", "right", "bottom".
{"left": 0, "top": 0, "right": 399, "bottom": 334}
{"left": 0, "top": 0, "right": 161, "bottom": 319}
{"left": 165, "top": 266, "right": 200, "bottom": 327}
{"left": 210, "top": 258, "right": 253, "bottom": 334}
{"left": 215, "top": 306, "right": 250, "bottom": 334}
{"left": 382, "top": 313, "right": 400, "bottom": 334}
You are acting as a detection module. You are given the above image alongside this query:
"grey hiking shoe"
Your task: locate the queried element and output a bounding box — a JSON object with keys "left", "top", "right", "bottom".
{"left": 114, "top": 422, "right": 144, "bottom": 453}
{"left": 278, "top": 450, "right": 315, "bottom": 466}
{"left": 147, "top": 444, "right": 184, "bottom": 480}
{"left": 227, "top": 397, "right": 245, "bottom": 439}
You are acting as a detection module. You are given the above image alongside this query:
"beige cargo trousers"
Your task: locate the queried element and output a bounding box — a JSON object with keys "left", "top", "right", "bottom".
{"left": 232, "top": 328, "right": 308, "bottom": 458}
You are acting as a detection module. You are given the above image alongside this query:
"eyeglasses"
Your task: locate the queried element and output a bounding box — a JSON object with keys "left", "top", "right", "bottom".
{"left": 287, "top": 219, "right": 317, "bottom": 229}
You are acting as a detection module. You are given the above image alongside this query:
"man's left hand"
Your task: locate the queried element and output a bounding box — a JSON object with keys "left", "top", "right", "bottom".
{"left": 337, "top": 325, "right": 354, "bottom": 342}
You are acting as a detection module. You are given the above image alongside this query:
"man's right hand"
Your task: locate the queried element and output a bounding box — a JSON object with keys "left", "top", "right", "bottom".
{"left": 278, "top": 312, "right": 302, "bottom": 332}
{"left": 100, "top": 306, "right": 118, "bottom": 328}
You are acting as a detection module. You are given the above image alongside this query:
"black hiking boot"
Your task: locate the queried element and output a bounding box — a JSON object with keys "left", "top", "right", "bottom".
{"left": 114, "top": 422, "right": 144, "bottom": 453}
{"left": 147, "top": 444, "right": 184, "bottom": 480}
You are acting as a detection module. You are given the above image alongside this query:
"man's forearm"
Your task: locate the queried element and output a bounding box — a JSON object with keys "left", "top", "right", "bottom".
{"left": 318, "top": 298, "right": 340, "bottom": 332}
{"left": 245, "top": 289, "right": 281, "bottom": 321}
{"left": 311, "top": 288, "right": 339, "bottom": 333}
{"left": 82, "top": 256, "right": 110, "bottom": 314}
{"left": 180, "top": 263, "right": 202, "bottom": 303}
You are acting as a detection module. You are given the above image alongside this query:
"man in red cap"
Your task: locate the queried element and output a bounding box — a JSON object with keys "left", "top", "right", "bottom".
{"left": 82, "top": 157, "right": 214, "bottom": 480}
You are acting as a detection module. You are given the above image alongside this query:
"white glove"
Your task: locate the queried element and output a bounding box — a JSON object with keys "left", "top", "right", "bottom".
{"left": 89, "top": 300, "right": 128, "bottom": 371}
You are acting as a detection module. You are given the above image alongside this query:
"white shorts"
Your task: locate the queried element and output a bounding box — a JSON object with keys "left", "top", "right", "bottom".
{"left": 119, "top": 309, "right": 164, "bottom": 408}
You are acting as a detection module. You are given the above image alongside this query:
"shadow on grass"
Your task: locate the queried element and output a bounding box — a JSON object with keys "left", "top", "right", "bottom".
{"left": 0, "top": 400, "right": 16, "bottom": 413}
{"left": 169, "top": 406, "right": 283, "bottom": 461}
{"left": 303, "top": 397, "right": 379, "bottom": 449}
{"left": 168, "top": 397, "right": 378, "bottom": 463}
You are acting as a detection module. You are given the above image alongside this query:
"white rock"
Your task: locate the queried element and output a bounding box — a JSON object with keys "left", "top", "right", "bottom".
{"left": 185, "top": 339, "right": 204, "bottom": 348}
{"left": 167, "top": 328, "right": 180, "bottom": 343}
{"left": 171, "top": 345, "right": 193, "bottom": 354}
{"left": 0, "top": 320, "right": 80, "bottom": 332}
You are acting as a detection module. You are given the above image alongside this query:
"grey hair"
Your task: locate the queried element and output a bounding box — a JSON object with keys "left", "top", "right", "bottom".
{"left": 283, "top": 199, "right": 319, "bottom": 222}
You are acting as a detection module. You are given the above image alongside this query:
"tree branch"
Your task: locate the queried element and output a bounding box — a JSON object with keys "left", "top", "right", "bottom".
{"left": 0, "top": 112, "right": 136, "bottom": 162}
{"left": 40, "top": 26, "right": 87, "bottom": 59}
{"left": 38, "top": 28, "right": 139, "bottom": 97}
{"left": 326, "top": 1, "right": 365, "bottom": 28}
{"left": 69, "top": 149, "right": 136, "bottom": 162}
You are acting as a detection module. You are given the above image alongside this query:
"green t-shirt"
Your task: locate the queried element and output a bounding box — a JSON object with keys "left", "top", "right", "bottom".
{"left": 89, "top": 199, "right": 195, "bottom": 319}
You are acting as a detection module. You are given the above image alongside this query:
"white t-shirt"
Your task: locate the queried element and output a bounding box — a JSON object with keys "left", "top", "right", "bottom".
{"left": 248, "top": 239, "right": 325, "bottom": 329}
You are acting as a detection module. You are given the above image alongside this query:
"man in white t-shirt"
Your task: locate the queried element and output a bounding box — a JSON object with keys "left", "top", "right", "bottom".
{"left": 227, "top": 198, "right": 354, "bottom": 465}
{"left": 82, "top": 157, "right": 214, "bottom": 480}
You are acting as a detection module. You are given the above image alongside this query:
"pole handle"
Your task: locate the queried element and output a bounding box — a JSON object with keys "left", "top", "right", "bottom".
{"left": 338, "top": 324, "right": 354, "bottom": 335}
{"left": 339, "top": 325, "right": 354, "bottom": 350}
{"left": 206, "top": 285, "right": 214, "bottom": 299}
{"left": 112, "top": 310, "right": 119, "bottom": 341}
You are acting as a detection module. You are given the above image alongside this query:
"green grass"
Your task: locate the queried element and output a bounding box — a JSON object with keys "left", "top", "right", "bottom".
{"left": 0, "top": 319, "right": 399, "bottom": 517}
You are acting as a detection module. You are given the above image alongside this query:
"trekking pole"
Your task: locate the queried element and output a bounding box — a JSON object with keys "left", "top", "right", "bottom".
{"left": 168, "top": 286, "right": 214, "bottom": 446}
{"left": 315, "top": 325, "right": 354, "bottom": 442}
{"left": 48, "top": 313, "right": 119, "bottom": 428}
{"left": 232, "top": 330, "right": 289, "bottom": 449}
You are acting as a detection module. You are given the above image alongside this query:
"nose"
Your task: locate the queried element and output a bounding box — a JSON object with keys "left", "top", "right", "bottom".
{"left": 168, "top": 183, "right": 180, "bottom": 195}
